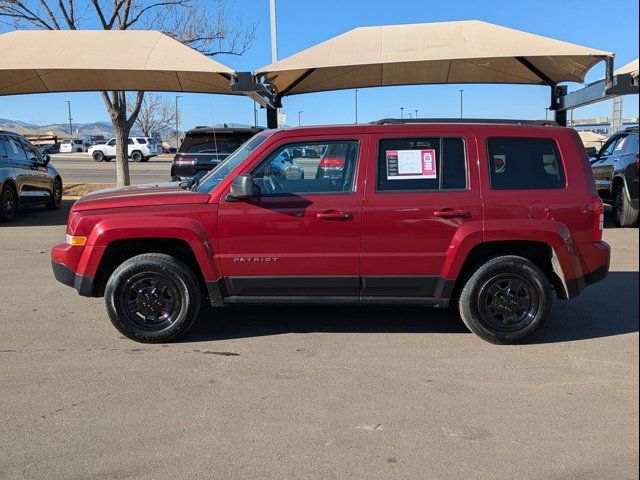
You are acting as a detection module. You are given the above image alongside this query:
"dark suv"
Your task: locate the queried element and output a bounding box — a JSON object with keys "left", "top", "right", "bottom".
{"left": 591, "top": 126, "right": 639, "bottom": 227}
{"left": 171, "top": 126, "right": 264, "bottom": 181}
{"left": 52, "top": 121, "right": 610, "bottom": 345}
{"left": 1, "top": 130, "right": 63, "bottom": 222}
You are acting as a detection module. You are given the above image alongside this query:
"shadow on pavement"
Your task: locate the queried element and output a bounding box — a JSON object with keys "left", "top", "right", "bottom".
{"left": 1, "top": 201, "right": 73, "bottom": 227}
{"left": 184, "top": 271, "right": 638, "bottom": 344}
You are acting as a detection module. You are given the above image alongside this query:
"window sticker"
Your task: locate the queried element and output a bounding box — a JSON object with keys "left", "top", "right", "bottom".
{"left": 614, "top": 136, "right": 627, "bottom": 151}
{"left": 386, "top": 149, "right": 437, "bottom": 180}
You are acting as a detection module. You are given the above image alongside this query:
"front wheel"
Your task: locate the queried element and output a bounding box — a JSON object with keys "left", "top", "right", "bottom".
{"left": 458, "top": 255, "right": 552, "bottom": 344}
{"left": 92, "top": 151, "right": 105, "bottom": 162}
{"left": 614, "top": 185, "right": 639, "bottom": 227}
{"left": 105, "top": 254, "right": 201, "bottom": 343}
{"left": 46, "top": 177, "right": 62, "bottom": 210}
{"left": 0, "top": 183, "right": 18, "bottom": 222}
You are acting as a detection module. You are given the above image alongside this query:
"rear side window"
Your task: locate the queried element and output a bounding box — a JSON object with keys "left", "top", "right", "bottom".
{"left": 622, "top": 134, "right": 638, "bottom": 155}
{"left": 487, "top": 137, "right": 565, "bottom": 190}
{"left": 0, "top": 137, "right": 7, "bottom": 157}
{"left": 181, "top": 135, "right": 246, "bottom": 154}
{"left": 3, "top": 136, "right": 28, "bottom": 161}
{"left": 136, "top": 138, "right": 147, "bottom": 144}
{"left": 377, "top": 137, "right": 467, "bottom": 191}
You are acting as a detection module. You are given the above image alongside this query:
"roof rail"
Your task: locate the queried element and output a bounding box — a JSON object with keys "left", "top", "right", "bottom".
{"left": 373, "top": 118, "right": 559, "bottom": 126}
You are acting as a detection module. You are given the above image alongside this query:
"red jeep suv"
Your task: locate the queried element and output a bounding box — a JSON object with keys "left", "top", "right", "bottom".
{"left": 51, "top": 120, "right": 610, "bottom": 344}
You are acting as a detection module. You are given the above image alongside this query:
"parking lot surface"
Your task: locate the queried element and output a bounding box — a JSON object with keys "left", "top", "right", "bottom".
{"left": 0, "top": 205, "right": 638, "bottom": 480}
{"left": 50, "top": 153, "right": 171, "bottom": 184}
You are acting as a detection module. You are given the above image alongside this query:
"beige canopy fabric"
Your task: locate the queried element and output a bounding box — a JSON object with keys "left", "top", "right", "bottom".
{"left": 257, "top": 20, "right": 613, "bottom": 96}
{"left": 0, "top": 30, "right": 237, "bottom": 96}
{"left": 577, "top": 130, "right": 608, "bottom": 149}
{"left": 614, "top": 58, "right": 639, "bottom": 78}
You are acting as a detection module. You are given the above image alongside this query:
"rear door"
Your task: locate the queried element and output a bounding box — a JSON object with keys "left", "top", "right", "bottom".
{"left": 217, "top": 135, "right": 367, "bottom": 299}
{"left": 3, "top": 135, "right": 39, "bottom": 205}
{"left": 592, "top": 134, "right": 624, "bottom": 201}
{"left": 361, "top": 129, "right": 482, "bottom": 301}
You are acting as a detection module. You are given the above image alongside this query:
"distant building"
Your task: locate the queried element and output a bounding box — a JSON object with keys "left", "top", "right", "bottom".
{"left": 571, "top": 117, "right": 639, "bottom": 136}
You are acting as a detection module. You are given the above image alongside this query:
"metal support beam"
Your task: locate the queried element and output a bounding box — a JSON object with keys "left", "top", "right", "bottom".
{"left": 266, "top": 107, "right": 278, "bottom": 129}
{"left": 556, "top": 72, "right": 639, "bottom": 111}
{"left": 230, "top": 71, "right": 277, "bottom": 109}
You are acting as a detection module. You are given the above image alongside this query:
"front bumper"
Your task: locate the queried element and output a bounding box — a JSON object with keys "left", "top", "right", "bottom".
{"left": 51, "top": 260, "right": 95, "bottom": 297}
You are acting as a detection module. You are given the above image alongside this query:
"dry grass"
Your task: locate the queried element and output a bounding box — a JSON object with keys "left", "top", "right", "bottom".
{"left": 63, "top": 183, "right": 115, "bottom": 200}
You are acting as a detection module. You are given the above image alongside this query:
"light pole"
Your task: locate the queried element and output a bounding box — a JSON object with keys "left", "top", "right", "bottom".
{"left": 253, "top": 100, "right": 258, "bottom": 127}
{"left": 269, "top": 0, "right": 278, "bottom": 63}
{"left": 459, "top": 89, "right": 464, "bottom": 118}
{"left": 65, "top": 100, "right": 73, "bottom": 138}
{"left": 400, "top": 107, "right": 404, "bottom": 119}
{"left": 298, "top": 111, "right": 304, "bottom": 126}
{"left": 175, "top": 95, "right": 183, "bottom": 150}
{"left": 414, "top": 109, "right": 418, "bottom": 119}
{"left": 354, "top": 89, "right": 359, "bottom": 124}
{"left": 545, "top": 107, "right": 549, "bottom": 121}
{"left": 407, "top": 113, "right": 412, "bottom": 119}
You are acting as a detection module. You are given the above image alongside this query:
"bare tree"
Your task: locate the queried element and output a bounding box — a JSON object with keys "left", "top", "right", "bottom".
{"left": 128, "top": 93, "right": 176, "bottom": 138}
{"left": 0, "top": 0, "right": 255, "bottom": 186}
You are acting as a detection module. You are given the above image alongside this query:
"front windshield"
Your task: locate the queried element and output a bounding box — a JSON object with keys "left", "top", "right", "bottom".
{"left": 194, "top": 131, "right": 274, "bottom": 193}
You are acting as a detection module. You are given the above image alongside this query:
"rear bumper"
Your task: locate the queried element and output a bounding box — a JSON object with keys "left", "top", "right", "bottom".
{"left": 565, "top": 242, "right": 611, "bottom": 298}
{"left": 51, "top": 260, "right": 94, "bottom": 297}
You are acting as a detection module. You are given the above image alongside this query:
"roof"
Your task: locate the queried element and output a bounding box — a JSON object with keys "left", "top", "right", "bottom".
{"left": 256, "top": 20, "right": 612, "bottom": 96}
{"left": 0, "top": 30, "right": 236, "bottom": 96}
{"left": 614, "top": 58, "right": 639, "bottom": 78}
{"left": 186, "top": 126, "right": 265, "bottom": 135}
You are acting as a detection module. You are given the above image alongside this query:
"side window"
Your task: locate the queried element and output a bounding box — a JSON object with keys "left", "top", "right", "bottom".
{"left": 107, "top": 139, "right": 116, "bottom": 146}
{"left": 487, "top": 137, "right": 566, "bottom": 190}
{"left": 4, "top": 136, "right": 28, "bottom": 162}
{"left": 20, "top": 139, "right": 43, "bottom": 162}
{"left": 0, "top": 137, "right": 8, "bottom": 157}
{"left": 127, "top": 138, "right": 134, "bottom": 145}
{"left": 136, "top": 138, "right": 147, "bottom": 144}
{"left": 251, "top": 140, "right": 359, "bottom": 195}
{"left": 377, "top": 137, "right": 467, "bottom": 191}
{"left": 622, "top": 134, "right": 638, "bottom": 155}
{"left": 600, "top": 136, "right": 621, "bottom": 157}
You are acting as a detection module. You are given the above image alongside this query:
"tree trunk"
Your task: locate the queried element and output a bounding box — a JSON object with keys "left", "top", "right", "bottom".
{"left": 113, "top": 119, "right": 131, "bottom": 186}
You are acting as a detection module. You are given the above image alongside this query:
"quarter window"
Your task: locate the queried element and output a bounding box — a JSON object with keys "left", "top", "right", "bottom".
{"left": 377, "top": 137, "right": 467, "bottom": 191}
{"left": 487, "top": 137, "right": 565, "bottom": 190}
{"left": 251, "top": 140, "right": 359, "bottom": 195}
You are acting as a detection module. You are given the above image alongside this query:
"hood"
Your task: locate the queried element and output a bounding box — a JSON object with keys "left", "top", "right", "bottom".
{"left": 72, "top": 182, "right": 211, "bottom": 212}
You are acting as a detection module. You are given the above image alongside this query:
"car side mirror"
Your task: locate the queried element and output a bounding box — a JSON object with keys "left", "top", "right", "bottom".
{"left": 585, "top": 147, "right": 597, "bottom": 158}
{"left": 229, "top": 174, "right": 254, "bottom": 200}
{"left": 42, "top": 154, "right": 51, "bottom": 166}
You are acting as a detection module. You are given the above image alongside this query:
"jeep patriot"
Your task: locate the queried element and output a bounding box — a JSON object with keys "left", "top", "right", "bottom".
{"left": 51, "top": 121, "right": 611, "bottom": 344}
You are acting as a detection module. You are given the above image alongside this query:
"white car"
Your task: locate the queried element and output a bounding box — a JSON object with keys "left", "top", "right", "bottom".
{"left": 88, "top": 137, "right": 159, "bottom": 162}
{"left": 59, "top": 138, "right": 86, "bottom": 153}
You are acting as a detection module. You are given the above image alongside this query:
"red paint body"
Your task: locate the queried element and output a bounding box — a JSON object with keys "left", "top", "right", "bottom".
{"left": 52, "top": 123, "right": 610, "bottom": 302}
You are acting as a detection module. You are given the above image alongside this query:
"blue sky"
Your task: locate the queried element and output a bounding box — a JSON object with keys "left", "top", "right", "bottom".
{"left": 1, "top": 0, "right": 638, "bottom": 128}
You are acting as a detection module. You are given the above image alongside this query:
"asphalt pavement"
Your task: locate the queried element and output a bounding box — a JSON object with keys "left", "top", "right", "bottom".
{"left": 0, "top": 205, "right": 638, "bottom": 480}
{"left": 50, "top": 153, "right": 172, "bottom": 184}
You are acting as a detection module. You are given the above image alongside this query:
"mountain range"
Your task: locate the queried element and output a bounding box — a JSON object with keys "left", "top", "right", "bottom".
{"left": 0, "top": 117, "right": 118, "bottom": 138}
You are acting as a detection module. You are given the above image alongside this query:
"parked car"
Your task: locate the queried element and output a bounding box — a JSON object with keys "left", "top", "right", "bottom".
{"left": 37, "top": 144, "right": 60, "bottom": 155}
{"left": 590, "top": 126, "right": 639, "bottom": 227}
{"left": 59, "top": 138, "right": 86, "bottom": 153}
{"left": 171, "top": 126, "right": 264, "bottom": 181}
{"left": 1, "top": 130, "right": 63, "bottom": 222}
{"left": 88, "top": 137, "right": 159, "bottom": 162}
{"left": 52, "top": 120, "right": 610, "bottom": 345}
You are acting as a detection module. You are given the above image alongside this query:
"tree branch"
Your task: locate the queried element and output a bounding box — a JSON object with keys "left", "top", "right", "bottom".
{"left": 126, "top": 91, "right": 145, "bottom": 131}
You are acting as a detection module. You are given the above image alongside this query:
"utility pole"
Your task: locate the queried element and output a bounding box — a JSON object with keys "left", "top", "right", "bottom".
{"left": 268, "top": 0, "right": 280, "bottom": 129}
{"left": 65, "top": 100, "right": 73, "bottom": 138}
{"left": 298, "top": 111, "right": 303, "bottom": 126}
{"left": 354, "top": 89, "right": 359, "bottom": 124}
{"left": 545, "top": 107, "right": 549, "bottom": 121}
{"left": 253, "top": 100, "right": 258, "bottom": 127}
{"left": 459, "top": 89, "right": 464, "bottom": 118}
{"left": 400, "top": 107, "right": 404, "bottom": 119}
{"left": 175, "top": 95, "right": 182, "bottom": 150}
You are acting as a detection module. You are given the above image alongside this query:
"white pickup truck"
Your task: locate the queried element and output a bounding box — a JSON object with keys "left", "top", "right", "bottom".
{"left": 88, "top": 137, "right": 159, "bottom": 162}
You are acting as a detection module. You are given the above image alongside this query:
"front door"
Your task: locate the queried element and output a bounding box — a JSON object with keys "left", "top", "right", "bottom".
{"left": 217, "top": 135, "right": 367, "bottom": 299}
{"left": 361, "top": 130, "right": 482, "bottom": 301}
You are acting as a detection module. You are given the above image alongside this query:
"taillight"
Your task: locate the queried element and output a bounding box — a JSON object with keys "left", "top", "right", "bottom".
{"left": 173, "top": 156, "right": 197, "bottom": 166}
{"left": 593, "top": 196, "right": 604, "bottom": 242}
{"left": 635, "top": 154, "right": 639, "bottom": 169}
{"left": 319, "top": 157, "right": 345, "bottom": 168}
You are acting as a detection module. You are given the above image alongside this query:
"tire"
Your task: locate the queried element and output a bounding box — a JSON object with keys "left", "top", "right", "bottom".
{"left": 140, "top": 156, "right": 149, "bottom": 163}
{"left": 104, "top": 157, "right": 112, "bottom": 162}
{"left": 131, "top": 150, "right": 143, "bottom": 162}
{"left": 76, "top": 148, "right": 83, "bottom": 153}
{"left": 92, "top": 151, "right": 105, "bottom": 162}
{"left": 105, "top": 254, "right": 201, "bottom": 343}
{"left": 458, "top": 255, "right": 552, "bottom": 345}
{"left": 0, "top": 183, "right": 18, "bottom": 222}
{"left": 46, "top": 177, "right": 62, "bottom": 210}
{"left": 614, "top": 185, "right": 639, "bottom": 228}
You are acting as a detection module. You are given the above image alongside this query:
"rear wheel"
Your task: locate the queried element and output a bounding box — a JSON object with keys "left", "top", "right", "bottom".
{"left": 458, "top": 255, "right": 552, "bottom": 344}
{"left": 0, "top": 183, "right": 18, "bottom": 222}
{"left": 46, "top": 177, "right": 62, "bottom": 210}
{"left": 92, "top": 151, "right": 105, "bottom": 162}
{"left": 131, "top": 150, "right": 143, "bottom": 162}
{"left": 614, "top": 185, "right": 639, "bottom": 227}
{"left": 105, "top": 254, "right": 201, "bottom": 343}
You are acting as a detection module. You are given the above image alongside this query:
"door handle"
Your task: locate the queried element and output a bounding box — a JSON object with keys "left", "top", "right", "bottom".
{"left": 316, "top": 210, "right": 352, "bottom": 220}
{"left": 434, "top": 209, "right": 471, "bottom": 219}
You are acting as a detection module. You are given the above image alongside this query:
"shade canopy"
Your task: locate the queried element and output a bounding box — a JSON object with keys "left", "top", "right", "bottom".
{"left": 614, "top": 58, "right": 639, "bottom": 78}
{"left": 577, "top": 130, "right": 608, "bottom": 149}
{"left": 0, "top": 30, "right": 237, "bottom": 96}
{"left": 257, "top": 20, "right": 613, "bottom": 96}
